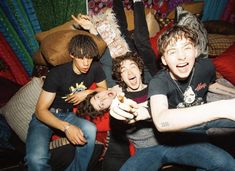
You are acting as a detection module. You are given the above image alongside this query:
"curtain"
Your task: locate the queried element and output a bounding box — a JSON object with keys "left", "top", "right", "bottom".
{"left": 201, "top": 0, "right": 229, "bottom": 21}
{"left": 0, "top": 0, "right": 41, "bottom": 83}
{"left": 221, "top": 0, "right": 235, "bottom": 24}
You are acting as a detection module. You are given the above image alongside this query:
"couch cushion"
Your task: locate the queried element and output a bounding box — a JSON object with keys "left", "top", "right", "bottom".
{"left": 213, "top": 43, "right": 235, "bottom": 85}
{"left": 208, "top": 34, "right": 235, "bottom": 56}
{"left": 38, "top": 30, "right": 106, "bottom": 66}
{"left": 1, "top": 77, "right": 43, "bottom": 142}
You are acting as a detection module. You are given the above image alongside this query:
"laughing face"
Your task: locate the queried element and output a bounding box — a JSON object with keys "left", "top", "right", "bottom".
{"left": 161, "top": 38, "right": 197, "bottom": 80}
{"left": 90, "top": 90, "right": 117, "bottom": 111}
{"left": 120, "top": 59, "right": 143, "bottom": 92}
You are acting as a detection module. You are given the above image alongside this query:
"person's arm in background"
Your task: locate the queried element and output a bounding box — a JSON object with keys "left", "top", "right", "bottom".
{"left": 35, "top": 90, "right": 87, "bottom": 145}
{"left": 150, "top": 94, "right": 235, "bottom": 132}
{"left": 112, "top": 0, "right": 136, "bottom": 51}
{"left": 209, "top": 82, "right": 235, "bottom": 97}
{"left": 132, "top": 1, "right": 159, "bottom": 76}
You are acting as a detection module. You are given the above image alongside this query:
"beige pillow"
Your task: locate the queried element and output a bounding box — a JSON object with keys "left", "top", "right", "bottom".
{"left": 1, "top": 77, "right": 43, "bottom": 142}
{"left": 39, "top": 30, "right": 107, "bottom": 66}
{"left": 35, "top": 20, "right": 76, "bottom": 43}
{"left": 33, "top": 49, "right": 48, "bottom": 66}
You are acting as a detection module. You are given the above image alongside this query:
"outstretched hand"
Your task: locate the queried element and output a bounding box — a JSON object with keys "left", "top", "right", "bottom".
{"left": 110, "top": 95, "right": 151, "bottom": 124}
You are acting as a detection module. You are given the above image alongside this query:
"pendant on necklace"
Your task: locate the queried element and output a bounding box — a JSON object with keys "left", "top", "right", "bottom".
{"left": 183, "top": 86, "right": 196, "bottom": 104}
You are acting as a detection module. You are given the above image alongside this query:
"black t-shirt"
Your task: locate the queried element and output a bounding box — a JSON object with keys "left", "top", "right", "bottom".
{"left": 43, "top": 61, "right": 106, "bottom": 110}
{"left": 149, "top": 58, "right": 216, "bottom": 108}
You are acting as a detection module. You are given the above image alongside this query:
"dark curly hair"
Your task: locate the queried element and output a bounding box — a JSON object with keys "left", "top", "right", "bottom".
{"left": 76, "top": 92, "right": 108, "bottom": 119}
{"left": 158, "top": 25, "right": 199, "bottom": 57}
{"left": 68, "top": 34, "right": 99, "bottom": 60}
{"left": 112, "top": 52, "right": 144, "bottom": 89}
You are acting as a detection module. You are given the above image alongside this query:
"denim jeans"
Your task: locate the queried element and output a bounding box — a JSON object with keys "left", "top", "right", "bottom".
{"left": 185, "top": 119, "right": 235, "bottom": 134}
{"left": 25, "top": 111, "right": 96, "bottom": 171}
{"left": 120, "top": 119, "right": 235, "bottom": 171}
{"left": 120, "top": 142, "right": 235, "bottom": 171}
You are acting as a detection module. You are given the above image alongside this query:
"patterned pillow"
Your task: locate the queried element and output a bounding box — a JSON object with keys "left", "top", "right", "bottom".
{"left": 175, "top": 6, "right": 208, "bottom": 57}
{"left": 0, "top": 77, "right": 43, "bottom": 142}
{"left": 208, "top": 34, "right": 235, "bottom": 56}
{"left": 155, "top": 14, "right": 173, "bottom": 29}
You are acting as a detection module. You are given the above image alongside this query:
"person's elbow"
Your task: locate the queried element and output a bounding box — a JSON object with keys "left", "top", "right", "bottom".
{"left": 35, "top": 104, "right": 46, "bottom": 120}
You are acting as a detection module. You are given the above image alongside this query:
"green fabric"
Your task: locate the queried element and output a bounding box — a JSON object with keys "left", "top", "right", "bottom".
{"left": 32, "top": 0, "right": 86, "bottom": 31}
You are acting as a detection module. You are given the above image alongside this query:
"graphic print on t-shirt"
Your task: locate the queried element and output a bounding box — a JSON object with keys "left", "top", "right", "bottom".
{"left": 177, "top": 83, "right": 205, "bottom": 108}
{"left": 61, "top": 82, "right": 87, "bottom": 99}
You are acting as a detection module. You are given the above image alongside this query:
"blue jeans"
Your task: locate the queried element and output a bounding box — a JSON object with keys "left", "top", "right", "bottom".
{"left": 185, "top": 119, "right": 235, "bottom": 133}
{"left": 25, "top": 111, "right": 96, "bottom": 171}
{"left": 120, "top": 143, "right": 235, "bottom": 171}
{"left": 120, "top": 119, "right": 235, "bottom": 171}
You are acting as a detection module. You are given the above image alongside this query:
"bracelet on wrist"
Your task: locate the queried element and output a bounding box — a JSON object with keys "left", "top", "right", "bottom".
{"left": 64, "top": 124, "right": 71, "bottom": 133}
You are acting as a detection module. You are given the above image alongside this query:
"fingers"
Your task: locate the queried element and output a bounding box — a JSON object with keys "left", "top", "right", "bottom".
{"left": 110, "top": 109, "right": 126, "bottom": 120}
{"left": 71, "top": 15, "right": 79, "bottom": 23}
{"left": 122, "top": 97, "right": 138, "bottom": 109}
{"left": 110, "top": 106, "right": 137, "bottom": 121}
{"left": 110, "top": 96, "right": 139, "bottom": 121}
{"left": 66, "top": 126, "right": 87, "bottom": 145}
{"left": 65, "top": 94, "right": 80, "bottom": 104}
{"left": 119, "top": 102, "right": 137, "bottom": 113}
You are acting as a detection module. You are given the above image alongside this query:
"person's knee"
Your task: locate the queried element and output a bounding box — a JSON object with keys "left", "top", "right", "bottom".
{"left": 208, "top": 155, "right": 235, "bottom": 170}
{"left": 26, "top": 152, "right": 50, "bottom": 170}
{"left": 82, "top": 121, "right": 97, "bottom": 140}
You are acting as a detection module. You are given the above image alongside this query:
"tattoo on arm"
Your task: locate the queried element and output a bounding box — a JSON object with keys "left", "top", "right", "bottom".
{"left": 161, "top": 122, "right": 170, "bottom": 127}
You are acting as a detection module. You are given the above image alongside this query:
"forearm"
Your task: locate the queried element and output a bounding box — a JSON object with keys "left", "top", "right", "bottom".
{"left": 35, "top": 109, "right": 69, "bottom": 132}
{"left": 152, "top": 99, "right": 235, "bottom": 132}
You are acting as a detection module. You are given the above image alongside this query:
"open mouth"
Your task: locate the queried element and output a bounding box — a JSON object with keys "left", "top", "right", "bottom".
{"left": 129, "top": 76, "right": 136, "bottom": 81}
{"left": 108, "top": 92, "right": 113, "bottom": 97}
{"left": 176, "top": 62, "right": 188, "bottom": 68}
{"left": 128, "top": 76, "right": 138, "bottom": 87}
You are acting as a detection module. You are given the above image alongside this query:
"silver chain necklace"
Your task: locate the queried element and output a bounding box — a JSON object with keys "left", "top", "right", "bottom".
{"left": 171, "top": 68, "right": 196, "bottom": 104}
